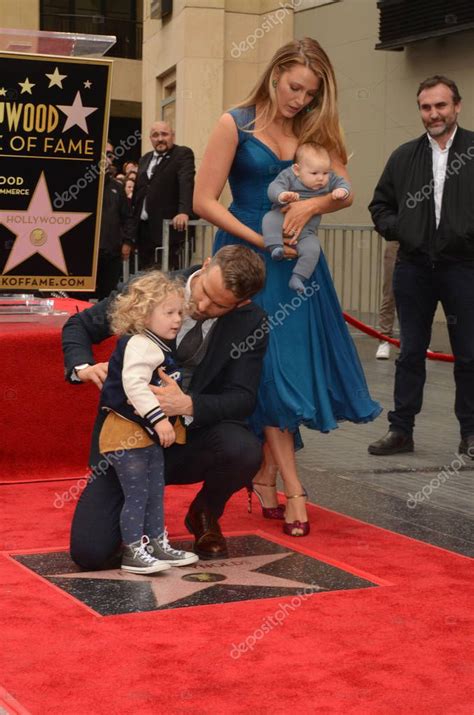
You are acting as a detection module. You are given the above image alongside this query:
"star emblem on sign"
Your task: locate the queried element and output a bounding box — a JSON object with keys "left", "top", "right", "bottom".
{"left": 57, "top": 91, "right": 97, "bottom": 134}
{"left": 19, "top": 77, "right": 35, "bottom": 94}
{"left": 53, "top": 552, "right": 321, "bottom": 612}
{"left": 46, "top": 67, "right": 67, "bottom": 89}
{"left": 1, "top": 172, "right": 91, "bottom": 275}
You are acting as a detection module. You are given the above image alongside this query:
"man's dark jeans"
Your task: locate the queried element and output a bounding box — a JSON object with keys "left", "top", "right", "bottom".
{"left": 390, "top": 258, "right": 474, "bottom": 438}
{"left": 70, "top": 421, "right": 262, "bottom": 570}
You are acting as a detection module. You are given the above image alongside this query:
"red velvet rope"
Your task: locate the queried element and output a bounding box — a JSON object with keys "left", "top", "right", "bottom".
{"left": 342, "top": 312, "right": 454, "bottom": 363}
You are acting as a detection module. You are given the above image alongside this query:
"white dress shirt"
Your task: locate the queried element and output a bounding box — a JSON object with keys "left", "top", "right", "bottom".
{"left": 427, "top": 125, "right": 457, "bottom": 228}
{"left": 177, "top": 270, "right": 217, "bottom": 425}
{"left": 140, "top": 152, "right": 165, "bottom": 221}
{"left": 177, "top": 269, "right": 216, "bottom": 346}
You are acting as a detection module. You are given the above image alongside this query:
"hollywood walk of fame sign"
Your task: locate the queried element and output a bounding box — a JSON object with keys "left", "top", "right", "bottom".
{"left": 0, "top": 51, "right": 112, "bottom": 291}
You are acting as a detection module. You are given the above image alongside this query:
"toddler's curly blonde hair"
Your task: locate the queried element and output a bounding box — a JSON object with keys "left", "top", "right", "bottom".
{"left": 108, "top": 270, "right": 185, "bottom": 336}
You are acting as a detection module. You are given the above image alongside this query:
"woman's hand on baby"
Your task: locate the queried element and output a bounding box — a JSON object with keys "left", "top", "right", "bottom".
{"left": 282, "top": 240, "right": 298, "bottom": 257}
{"left": 155, "top": 418, "right": 176, "bottom": 448}
{"left": 280, "top": 200, "right": 315, "bottom": 241}
{"left": 279, "top": 191, "right": 300, "bottom": 204}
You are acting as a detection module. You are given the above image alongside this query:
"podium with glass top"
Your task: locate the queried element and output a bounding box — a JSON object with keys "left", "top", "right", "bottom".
{"left": 0, "top": 27, "right": 116, "bottom": 58}
{"left": 0, "top": 28, "right": 115, "bottom": 314}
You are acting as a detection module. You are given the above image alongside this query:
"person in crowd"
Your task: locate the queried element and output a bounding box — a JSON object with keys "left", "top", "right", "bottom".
{"left": 375, "top": 241, "right": 399, "bottom": 360}
{"left": 62, "top": 245, "right": 267, "bottom": 568}
{"left": 95, "top": 141, "right": 134, "bottom": 300}
{"left": 124, "top": 177, "right": 135, "bottom": 202}
{"left": 262, "top": 141, "right": 350, "bottom": 292}
{"left": 123, "top": 160, "right": 139, "bottom": 175}
{"left": 368, "top": 76, "right": 474, "bottom": 457}
{"left": 132, "top": 121, "right": 195, "bottom": 270}
{"left": 194, "top": 38, "right": 381, "bottom": 537}
{"left": 99, "top": 271, "right": 198, "bottom": 573}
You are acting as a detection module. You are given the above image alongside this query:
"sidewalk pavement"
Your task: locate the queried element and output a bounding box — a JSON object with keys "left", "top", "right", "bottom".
{"left": 296, "top": 325, "right": 474, "bottom": 557}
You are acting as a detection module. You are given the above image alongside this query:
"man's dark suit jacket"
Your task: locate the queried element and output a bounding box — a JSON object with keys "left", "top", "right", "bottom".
{"left": 132, "top": 144, "right": 195, "bottom": 247}
{"left": 62, "top": 268, "right": 268, "bottom": 463}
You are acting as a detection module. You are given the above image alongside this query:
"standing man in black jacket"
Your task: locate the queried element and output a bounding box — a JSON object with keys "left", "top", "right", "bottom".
{"left": 133, "top": 121, "right": 195, "bottom": 270}
{"left": 63, "top": 245, "right": 267, "bottom": 569}
{"left": 368, "top": 75, "right": 474, "bottom": 457}
{"left": 95, "top": 141, "right": 135, "bottom": 299}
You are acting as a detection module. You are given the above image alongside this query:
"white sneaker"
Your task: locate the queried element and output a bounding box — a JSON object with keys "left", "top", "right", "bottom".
{"left": 147, "top": 529, "right": 199, "bottom": 566}
{"left": 376, "top": 341, "right": 391, "bottom": 359}
{"left": 121, "top": 536, "right": 171, "bottom": 574}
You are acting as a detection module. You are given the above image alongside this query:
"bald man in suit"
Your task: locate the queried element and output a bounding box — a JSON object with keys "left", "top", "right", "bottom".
{"left": 132, "top": 121, "right": 195, "bottom": 270}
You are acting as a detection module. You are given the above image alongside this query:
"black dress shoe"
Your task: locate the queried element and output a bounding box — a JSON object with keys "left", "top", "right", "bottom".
{"left": 184, "top": 505, "right": 228, "bottom": 560}
{"left": 368, "top": 429, "right": 414, "bottom": 456}
{"left": 458, "top": 434, "right": 474, "bottom": 459}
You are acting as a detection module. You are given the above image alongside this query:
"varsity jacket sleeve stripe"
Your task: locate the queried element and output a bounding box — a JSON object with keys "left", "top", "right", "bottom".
{"left": 122, "top": 335, "right": 167, "bottom": 426}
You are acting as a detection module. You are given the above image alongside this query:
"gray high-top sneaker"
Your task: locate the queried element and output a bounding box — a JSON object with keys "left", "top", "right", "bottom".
{"left": 147, "top": 529, "right": 199, "bottom": 566}
{"left": 121, "top": 535, "right": 171, "bottom": 574}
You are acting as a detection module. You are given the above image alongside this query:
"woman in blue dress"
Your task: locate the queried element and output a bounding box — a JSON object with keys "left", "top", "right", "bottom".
{"left": 194, "top": 38, "right": 381, "bottom": 537}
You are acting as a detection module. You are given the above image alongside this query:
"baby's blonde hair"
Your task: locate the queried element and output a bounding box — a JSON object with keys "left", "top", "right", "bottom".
{"left": 295, "top": 141, "right": 330, "bottom": 165}
{"left": 109, "top": 270, "right": 185, "bottom": 336}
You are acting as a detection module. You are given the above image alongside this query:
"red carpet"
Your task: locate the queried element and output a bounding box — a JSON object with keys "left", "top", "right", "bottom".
{"left": 0, "top": 481, "right": 473, "bottom": 714}
{"left": 1, "top": 299, "right": 115, "bottom": 483}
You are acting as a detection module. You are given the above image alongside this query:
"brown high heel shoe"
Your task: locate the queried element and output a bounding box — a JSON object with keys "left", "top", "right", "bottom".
{"left": 247, "top": 482, "right": 285, "bottom": 520}
{"left": 283, "top": 491, "right": 310, "bottom": 537}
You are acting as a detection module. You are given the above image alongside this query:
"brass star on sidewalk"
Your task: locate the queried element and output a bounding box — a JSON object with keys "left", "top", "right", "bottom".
{"left": 19, "top": 77, "right": 35, "bottom": 94}
{"left": 53, "top": 552, "right": 321, "bottom": 610}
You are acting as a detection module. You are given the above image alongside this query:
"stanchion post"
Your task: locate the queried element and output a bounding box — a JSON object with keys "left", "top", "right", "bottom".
{"left": 161, "top": 220, "right": 170, "bottom": 272}
{"left": 122, "top": 257, "right": 130, "bottom": 283}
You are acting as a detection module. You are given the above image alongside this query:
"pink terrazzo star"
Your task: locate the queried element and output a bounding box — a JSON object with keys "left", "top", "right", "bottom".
{"left": 1, "top": 173, "right": 91, "bottom": 274}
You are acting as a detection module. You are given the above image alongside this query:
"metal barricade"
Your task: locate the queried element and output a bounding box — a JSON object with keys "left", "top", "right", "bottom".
{"left": 158, "top": 219, "right": 216, "bottom": 272}
{"left": 122, "top": 247, "right": 140, "bottom": 283}
{"left": 318, "top": 224, "right": 383, "bottom": 324}
{"left": 126, "top": 219, "right": 383, "bottom": 324}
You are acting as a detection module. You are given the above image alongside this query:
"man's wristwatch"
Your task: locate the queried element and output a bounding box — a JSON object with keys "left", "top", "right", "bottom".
{"left": 71, "top": 363, "right": 91, "bottom": 382}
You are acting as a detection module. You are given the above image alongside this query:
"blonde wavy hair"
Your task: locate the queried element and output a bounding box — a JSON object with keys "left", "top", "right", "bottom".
{"left": 108, "top": 271, "right": 185, "bottom": 336}
{"left": 234, "top": 37, "right": 347, "bottom": 164}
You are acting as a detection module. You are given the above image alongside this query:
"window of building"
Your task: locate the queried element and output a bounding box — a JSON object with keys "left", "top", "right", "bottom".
{"left": 376, "top": 0, "right": 474, "bottom": 51}
{"left": 158, "top": 72, "right": 176, "bottom": 128}
{"left": 40, "top": 0, "right": 143, "bottom": 59}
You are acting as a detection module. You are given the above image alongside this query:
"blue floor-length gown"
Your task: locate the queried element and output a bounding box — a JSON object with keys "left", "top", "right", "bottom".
{"left": 213, "top": 106, "right": 382, "bottom": 446}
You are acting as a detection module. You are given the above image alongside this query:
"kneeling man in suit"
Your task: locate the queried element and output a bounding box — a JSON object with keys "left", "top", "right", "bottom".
{"left": 63, "top": 245, "right": 267, "bottom": 568}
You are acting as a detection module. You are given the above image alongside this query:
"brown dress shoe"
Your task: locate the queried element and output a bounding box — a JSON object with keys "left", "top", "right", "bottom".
{"left": 368, "top": 429, "right": 414, "bottom": 455}
{"left": 184, "top": 505, "right": 228, "bottom": 560}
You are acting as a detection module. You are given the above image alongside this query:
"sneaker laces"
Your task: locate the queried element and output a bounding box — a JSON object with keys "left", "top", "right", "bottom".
{"left": 133, "top": 535, "right": 157, "bottom": 564}
{"left": 158, "top": 528, "right": 185, "bottom": 556}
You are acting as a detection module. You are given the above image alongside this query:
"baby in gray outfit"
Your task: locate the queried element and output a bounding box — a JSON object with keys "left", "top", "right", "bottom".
{"left": 263, "top": 142, "right": 351, "bottom": 292}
